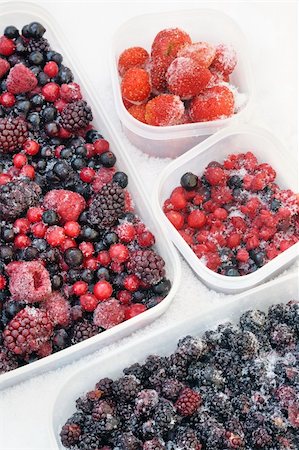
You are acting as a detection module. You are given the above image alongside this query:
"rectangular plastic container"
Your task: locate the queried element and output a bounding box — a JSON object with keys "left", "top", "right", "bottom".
{"left": 51, "top": 272, "right": 299, "bottom": 449}
{"left": 110, "top": 8, "right": 254, "bottom": 158}
{"left": 153, "top": 124, "right": 299, "bottom": 293}
{"left": 0, "top": 1, "right": 181, "bottom": 390}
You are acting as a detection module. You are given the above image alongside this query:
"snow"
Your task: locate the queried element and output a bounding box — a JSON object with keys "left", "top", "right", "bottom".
{"left": 0, "top": 2, "right": 297, "bottom": 450}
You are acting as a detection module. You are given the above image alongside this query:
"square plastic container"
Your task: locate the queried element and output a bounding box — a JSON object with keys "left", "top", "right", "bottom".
{"left": 153, "top": 124, "right": 299, "bottom": 293}
{"left": 0, "top": 1, "right": 181, "bottom": 390}
{"left": 50, "top": 272, "right": 299, "bottom": 449}
{"left": 110, "top": 8, "right": 254, "bottom": 158}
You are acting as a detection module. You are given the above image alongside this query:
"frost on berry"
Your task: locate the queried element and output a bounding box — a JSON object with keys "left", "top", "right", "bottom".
{"left": 93, "top": 298, "right": 125, "bottom": 329}
{"left": 7, "top": 260, "right": 52, "bottom": 303}
{"left": 43, "top": 292, "right": 71, "bottom": 327}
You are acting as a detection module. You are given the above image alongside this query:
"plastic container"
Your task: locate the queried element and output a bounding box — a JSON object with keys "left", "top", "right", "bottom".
{"left": 154, "top": 124, "right": 299, "bottom": 293}
{"left": 0, "top": 1, "right": 181, "bottom": 390}
{"left": 110, "top": 9, "right": 254, "bottom": 158}
{"left": 51, "top": 272, "right": 299, "bottom": 449}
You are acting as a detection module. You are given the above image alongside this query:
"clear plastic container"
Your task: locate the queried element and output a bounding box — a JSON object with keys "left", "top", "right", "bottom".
{"left": 0, "top": 1, "right": 181, "bottom": 390}
{"left": 110, "top": 8, "right": 254, "bottom": 158}
{"left": 153, "top": 124, "right": 299, "bottom": 293}
{"left": 51, "top": 272, "right": 298, "bottom": 449}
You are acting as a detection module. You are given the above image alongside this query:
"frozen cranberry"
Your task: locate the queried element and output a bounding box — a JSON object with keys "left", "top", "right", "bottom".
{"left": 214, "top": 207, "right": 228, "bottom": 220}
{"left": 43, "top": 61, "right": 59, "bottom": 77}
{"left": 64, "top": 221, "right": 81, "bottom": 238}
{"left": 97, "top": 251, "right": 111, "bottom": 267}
{"left": 116, "top": 222, "right": 136, "bottom": 242}
{"left": 94, "top": 139, "right": 110, "bottom": 155}
{"left": 109, "top": 244, "right": 129, "bottom": 263}
{"left": 137, "top": 231, "right": 155, "bottom": 247}
{"left": 0, "top": 91, "right": 15, "bottom": 107}
{"left": 170, "top": 188, "right": 187, "bottom": 210}
{"left": 188, "top": 210, "right": 206, "bottom": 228}
{"left": 14, "top": 218, "right": 30, "bottom": 234}
{"left": 31, "top": 222, "right": 47, "bottom": 238}
{"left": 93, "top": 280, "right": 113, "bottom": 301}
{"left": 14, "top": 234, "right": 31, "bottom": 249}
{"left": 227, "top": 233, "right": 241, "bottom": 248}
{"left": 0, "top": 173, "right": 12, "bottom": 185}
{"left": 23, "top": 140, "right": 40, "bottom": 155}
{"left": 42, "top": 82, "right": 60, "bottom": 102}
{"left": 80, "top": 293, "right": 99, "bottom": 312}
{"left": 205, "top": 167, "right": 226, "bottom": 185}
{"left": 166, "top": 211, "right": 184, "bottom": 230}
{"left": 46, "top": 226, "right": 66, "bottom": 247}
{"left": 236, "top": 248, "right": 249, "bottom": 262}
{"left": 20, "top": 164, "right": 35, "bottom": 179}
{"left": 80, "top": 167, "right": 95, "bottom": 183}
{"left": 73, "top": 281, "right": 88, "bottom": 296}
{"left": 13, "top": 153, "right": 27, "bottom": 168}
{"left": 125, "top": 304, "right": 147, "bottom": 320}
{"left": 123, "top": 274, "right": 140, "bottom": 292}
{"left": 79, "top": 241, "right": 94, "bottom": 258}
{"left": 117, "top": 290, "right": 132, "bottom": 305}
{"left": 0, "top": 275, "right": 6, "bottom": 290}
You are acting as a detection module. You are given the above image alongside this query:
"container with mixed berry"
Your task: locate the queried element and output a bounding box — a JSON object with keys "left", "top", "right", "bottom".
{"left": 118, "top": 27, "right": 246, "bottom": 126}
{"left": 0, "top": 22, "right": 171, "bottom": 375}
{"left": 60, "top": 300, "right": 299, "bottom": 449}
{"left": 164, "top": 151, "right": 299, "bottom": 276}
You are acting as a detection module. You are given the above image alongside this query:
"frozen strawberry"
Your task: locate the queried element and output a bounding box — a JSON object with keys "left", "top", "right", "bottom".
{"left": 210, "top": 43, "right": 237, "bottom": 75}
{"left": 0, "top": 58, "right": 10, "bottom": 78}
{"left": 7, "top": 261, "right": 51, "bottom": 303}
{"left": 145, "top": 94, "right": 184, "bottom": 126}
{"left": 177, "top": 42, "right": 216, "bottom": 68}
{"left": 93, "top": 298, "right": 125, "bottom": 329}
{"left": 6, "top": 63, "right": 38, "bottom": 94}
{"left": 208, "top": 67, "right": 230, "bottom": 87}
{"left": 166, "top": 57, "right": 212, "bottom": 100}
{"left": 60, "top": 82, "right": 82, "bottom": 103}
{"left": 43, "top": 292, "right": 71, "bottom": 327}
{"left": 92, "top": 167, "right": 116, "bottom": 193}
{"left": 128, "top": 103, "right": 147, "bottom": 123}
{"left": 121, "top": 68, "right": 151, "bottom": 104}
{"left": 43, "top": 189, "right": 86, "bottom": 223}
{"left": 151, "top": 28, "right": 191, "bottom": 59}
{"left": 189, "top": 85, "right": 234, "bottom": 122}
{"left": 122, "top": 98, "right": 134, "bottom": 109}
{"left": 118, "top": 46, "right": 149, "bottom": 76}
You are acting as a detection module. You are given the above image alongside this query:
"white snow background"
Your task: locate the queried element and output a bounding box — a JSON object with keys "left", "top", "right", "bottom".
{"left": 0, "top": 1, "right": 297, "bottom": 449}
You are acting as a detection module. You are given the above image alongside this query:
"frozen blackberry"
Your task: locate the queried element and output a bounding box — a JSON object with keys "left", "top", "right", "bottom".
{"left": 0, "top": 347, "right": 18, "bottom": 374}
{"left": 135, "top": 389, "right": 159, "bottom": 417}
{"left": 171, "top": 427, "right": 201, "bottom": 450}
{"left": 88, "top": 182, "right": 125, "bottom": 230}
{"left": 143, "top": 438, "right": 165, "bottom": 450}
{"left": 124, "top": 363, "right": 145, "bottom": 383}
{"left": 269, "top": 323, "right": 296, "bottom": 349}
{"left": 176, "top": 335, "right": 207, "bottom": 361}
{"left": 112, "top": 432, "right": 142, "bottom": 450}
{"left": 251, "top": 427, "right": 272, "bottom": 447}
{"left": 60, "top": 100, "right": 93, "bottom": 132}
{"left": 93, "top": 415, "right": 119, "bottom": 435}
{"left": 112, "top": 375, "right": 141, "bottom": 401}
{"left": 60, "top": 423, "right": 81, "bottom": 448}
{"left": 92, "top": 399, "right": 115, "bottom": 421}
{"left": 127, "top": 249, "right": 165, "bottom": 286}
{"left": 95, "top": 377, "right": 114, "bottom": 397}
{"left": 116, "top": 401, "right": 135, "bottom": 424}
{"left": 233, "top": 330, "right": 260, "bottom": 358}
{"left": 0, "top": 116, "right": 28, "bottom": 152}
{"left": 161, "top": 378, "right": 183, "bottom": 401}
{"left": 152, "top": 399, "right": 178, "bottom": 436}
{"left": 27, "top": 37, "right": 50, "bottom": 53}
{"left": 167, "top": 352, "right": 189, "bottom": 380}
{"left": 78, "top": 433, "right": 101, "bottom": 450}
{"left": 71, "top": 319, "right": 99, "bottom": 344}
{"left": 0, "top": 179, "right": 41, "bottom": 221}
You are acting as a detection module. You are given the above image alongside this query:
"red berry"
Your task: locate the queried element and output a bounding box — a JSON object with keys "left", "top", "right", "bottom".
{"left": 46, "top": 226, "right": 66, "bottom": 247}
{"left": 97, "top": 251, "right": 111, "bottom": 266}
{"left": 0, "top": 173, "right": 12, "bottom": 185}
{"left": 41, "top": 82, "right": 60, "bottom": 102}
{"left": 31, "top": 221, "right": 47, "bottom": 238}
{"left": 205, "top": 166, "right": 226, "bottom": 185}
{"left": 13, "top": 153, "right": 27, "bottom": 168}
{"left": 43, "top": 61, "right": 59, "bottom": 77}
{"left": 14, "top": 218, "right": 30, "bottom": 234}
{"left": 175, "top": 387, "right": 201, "bottom": 416}
{"left": 20, "top": 164, "right": 35, "bottom": 179}
{"left": 121, "top": 67, "right": 151, "bottom": 104}
{"left": 60, "top": 237, "right": 77, "bottom": 252}
{"left": 23, "top": 139, "right": 40, "bottom": 155}
{"left": 213, "top": 207, "right": 228, "bottom": 220}
{"left": 145, "top": 94, "right": 184, "bottom": 126}
{"left": 116, "top": 222, "right": 136, "bottom": 243}
{"left": 80, "top": 167, "right": 95, "bottom": 183}
{"left": 54, "top": 98, "right": 67, "bottom": 111}
{"left": 94, "top": 139, "right": 109, "bottom": 155}
{"left": 93, "top": 280, "right": 113, "bottom": 301}
{"left": 43, "top": 189, "right": 86, "bottom": 223}
{"left": 79, "top": 241, "right": 94, "bottom": 258}
{"left": 227, "top": 233, "right": 241, "bottom": 248}
{"left": 166, "top": 211, "right": 184, "bottom": 230}
{"left": 80, "top": 293, "right": 99, "bottom": 312}
{"left": 60, "top": 82, "right": 82, "bottom": 103}
{"left": 246, "top": 235, "right": 260, "bottom": 250}
{"left": 188, "top": 210, "right": 206, "bottom": 228}
{"left": 109, "top": 244, "right": 129, "bottom": 263}
{"left": 0, "top": 275, "right": 7, "bottom": 289}
{"left": 73, "top": 281, "right": 88, "bottom": 296}
{"left": 125, "top": 304, "right": 146, "bottom": 320}
{"left": 64, "top": 221, "right": 81, "bottom": 238}
{"left": 123, "top": 274, "right": 140, "bottom": 292}
{"left": 117, "top": 290, "right": 132, "bottom": 305}
{"left": 0, "top": 57, "right": 10, "bottom": 77}
{"left": 93, "top": 298, "right": 125, "bottom": 329}
{"left": 0, "top": 36, "right": 15, "bottom": 56}
{"left": 189, "top": 85, "right": 234, "bottom": 122}
{"left": 0, "top": 91, "right": 15, "bottom": 107}
{"left": 236, "top": 248, "right": 249, "bottom": 262}
{"left": 118, "top": 46, "right": 149, "bottom": 76}
{"left": 170, "top": 189, "right": 187, "bottom": 210}
{"left": 137, "top": 231, "right": 155, "bottom": 247}
{"left": 83, "top": 257, "right": 99, "bottom": 271}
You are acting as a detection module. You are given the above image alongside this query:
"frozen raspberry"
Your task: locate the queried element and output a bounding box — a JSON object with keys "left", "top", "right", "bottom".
{"left": 121, "top": 68, "right": 151, "bottom": 104}
{"left": 189, "top": 85, "right": 234, "bottom": 122}
{"left": 151, "top": 28, "right": 191, "bottom": 59}
{"left": 118, "top": 47, "right": 149, "bottom": 76}
{"left": 175, "top": 387, "right": 201, "bottom": 416}
{"left": 3, "top": 306, "right": 53, "bottom": 356}
{"left": 128, "top": 104, "right": 147, "bottom": 123}
{"left": 166, "top": 57, "right": 212, "bottom": 100}
{"left": 210, "top": 43, "right": 237, "bottom": 75}
{"left": 205, "top": 166, "right": 226, "bottom": 185}
{"left": 177, "top": 41, "right": 216, "bottom": 68}
{"left": 188, "top": 210, "right": 206, "bottom": 228}
{"left": 166, "top": 211, "right": 184, "bottom": 230}
{"left": 93, "top": 298, "right": 125, "bottom": 329}
{"left": 43, "top": 292, "right": 70, "bottom": 327}
{"left": 145, "top": 94, "right": 184, "bottom": 126}
{"left": 7, "top": 260, "right": 51, "bottom": 303}
{"left": 60, "top": 82, "right": 82, "bottom": 103}
{"left": 6, "top": 63, "right": 38, "bottom": 94}
{"left": 43, "top": 189, "right": 86, "bottom": 223}
{"left": 0, "top": 57, "right": 10, "bottom": 77}
{"left": 92, "top": 167, "right": 116, "bottom": 193}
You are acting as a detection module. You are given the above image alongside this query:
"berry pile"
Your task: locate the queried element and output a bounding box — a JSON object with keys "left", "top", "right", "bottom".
{"left": 164, "top": 152, "right": 299, "bottom": 275}
{"left": 0, "top": 22, "right": 170, "bottom": 374}
{"left": 118, "top": 28, "right": 245, "bottom": 126}
{"left": 60, "top": 301, "right": 299, "bottom": 449}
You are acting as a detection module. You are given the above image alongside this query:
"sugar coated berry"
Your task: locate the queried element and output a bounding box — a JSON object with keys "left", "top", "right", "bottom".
{"left": 109, "top": 243, "right": 129, "bottom": 263}
{"left": 121, "top": 68, "right": 151, "bottom": 104}
{"left": 80, "top": 293, "right": 99, "bottom": 312}
{"left": 210, "top": 43, "right": 237, "bottom": 75}
{"left": 189, "top": 85, "right": 234, "bottom": 122}
{"left": 125, "top": 303, "right": 147, "bottom": 320}
{"left": 166, "top": 211, "right": 184, "bottom": 230}
{"left": 187, "top": 210, "right": 206, "bottom": 228}
{"left": 177, "top": 41, "right": 216, "bottom": 68}
{"left": 118, "top": 46, "right": 149, "bottom": 76}
{"left": 137, "top": 230, "right": 155, "bottom": 247}
{"left": 145, "top": 94, "right": 184, "bottom": 126}
{"left": 116, "top": 222, "right": 135, "bottom": 243}
{"left": 166, "top": 57, "right": 212, "bottom": 100}
{"left": 73, "top": 281, "right": 88, "bottom": 296}
{"left": 93, "top": 280, "right": 113, "bottom": 301}
{"left": 175, "top": 387, "right": 201, "bottom": 416}
{"left": 41, "top": 82, "right": 60, "bottom": 102}
{"left": 151, "top": 28, "right": 191, "bottom": 59}
{"left": 14, "top": 217, "right": 30, "bottom": 234}
{"left": 93, "top": 139, "right": 109, "bottom": 155}
{"left": 20, "top": 164, "right": 35, "bottom": 179}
